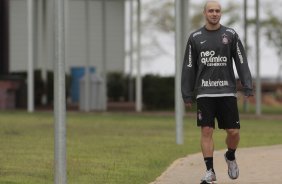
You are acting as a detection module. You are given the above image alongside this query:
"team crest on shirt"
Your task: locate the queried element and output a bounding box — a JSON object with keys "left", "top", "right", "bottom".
{"left": 222, "top": 33, "right": 229, "bottom": 44}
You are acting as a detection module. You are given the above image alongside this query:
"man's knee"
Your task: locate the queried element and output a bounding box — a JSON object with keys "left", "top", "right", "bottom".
{"left": 226, "top": 129, "right": 239, "bottom": 137}
{"left": 201, "top": 126, "right": 214, "bottom": 138}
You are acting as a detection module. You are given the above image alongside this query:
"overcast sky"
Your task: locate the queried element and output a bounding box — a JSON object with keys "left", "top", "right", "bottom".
{"left": 125, "top": 0, "right": 282, "bottom": 78}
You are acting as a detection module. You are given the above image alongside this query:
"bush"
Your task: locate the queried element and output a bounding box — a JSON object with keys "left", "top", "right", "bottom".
{"left": 107, "top": 72, "right": 126, "bottom": 101}
{"left": 106, "top": 73, "right": 175, "bottom": 109}
{"left": 143, "top": 75, "right": 174, "bottom": 110}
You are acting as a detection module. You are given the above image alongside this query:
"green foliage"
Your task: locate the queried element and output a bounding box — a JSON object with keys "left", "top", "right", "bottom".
{"left": 10, "top": 70, "right": 71, "bottom": 107}
{"left": 263, "top": 13, "right": 282, "bottom": 57}
{"left": 247, "top": 10, "right": 282, "bottom": 68}
{"left": 107, "top": 72, "right": 127, "bottom": 101}
{"left": 140, "top": 1, "right": 242, "bottom": 64}
{"left": 143, "top": 1, "right": 240, "bottom": 33}
{"left": 106, "top": 73, "right": 175, "bottom": 109}
{"left": 143, "top": 75, "right": 174, "bottom": 110}
{"left": 143, "top": 1, "right": 174, "bottom": 33}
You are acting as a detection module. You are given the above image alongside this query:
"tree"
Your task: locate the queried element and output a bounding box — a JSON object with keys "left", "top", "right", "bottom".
{"left": 140, "top": 1, "right": 282, "bottom": 79}
{"left": 247, "top": 10, "right": 282, "bottom": 81}
{"left": 263, "top": 13, "right": 282, "bottom": 81}
{"left": 141, "top": 1, "right": 240, "bottom": 61}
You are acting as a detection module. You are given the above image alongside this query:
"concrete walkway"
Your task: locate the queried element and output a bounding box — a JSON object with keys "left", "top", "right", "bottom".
{"left": 150, "top": 145, "right": 282, "bottom": 184}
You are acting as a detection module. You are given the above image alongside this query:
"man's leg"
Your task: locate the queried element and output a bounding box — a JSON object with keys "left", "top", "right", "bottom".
{"left": 217, "top": 97, "right": 240, "bottom": 180}
{"left": 201, "top": 126, "right": 214, "bottom": 157}
{"left": 200, "top": 126, "right": 217, "bottom": 183}
{"left": 225, "top": 128, "right": 240, "bottom": 179}
{"left": 226, "top": 129, "right": 240, "bottom": 149}
{"left": 201, "top": 126, "right": 215, "bottom": 171}
{"left": 197, "top": 98, "right": 217, "bottom": 183}
{"left": 225, "top": 129, "right": 240, "bottom": 160}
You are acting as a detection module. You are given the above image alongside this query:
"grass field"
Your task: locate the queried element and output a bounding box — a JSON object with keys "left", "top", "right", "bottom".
{"left": 0, "top": 111, "right": 281, "bottom": 184}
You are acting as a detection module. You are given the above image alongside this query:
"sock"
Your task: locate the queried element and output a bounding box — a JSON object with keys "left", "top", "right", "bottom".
{"left": 204, "top": 157, "right": 214, "bottom": 172}
{"left": 226, "top": 148, "right": 236, "bottom": 161}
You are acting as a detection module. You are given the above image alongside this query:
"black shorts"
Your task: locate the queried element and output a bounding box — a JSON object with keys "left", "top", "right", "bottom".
{"left": 196, "top": 97, "right": 240, "bottom": 129}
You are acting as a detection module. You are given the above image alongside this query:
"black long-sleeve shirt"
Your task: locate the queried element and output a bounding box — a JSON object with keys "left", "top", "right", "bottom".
{"left": 181, "top": 25, "right": 253, "bottom": 103}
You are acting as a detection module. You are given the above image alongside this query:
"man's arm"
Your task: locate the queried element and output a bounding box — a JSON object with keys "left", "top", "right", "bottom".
{"left": 232, "top": 33, "right": 253, "bottom": 96}
{"left": 181, "top": 37, "right": 197, "bottom": 104}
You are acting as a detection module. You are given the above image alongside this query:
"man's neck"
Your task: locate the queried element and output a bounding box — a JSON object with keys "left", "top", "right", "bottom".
{"left": 205, "top": 23, "right": 221, "bottom": 31}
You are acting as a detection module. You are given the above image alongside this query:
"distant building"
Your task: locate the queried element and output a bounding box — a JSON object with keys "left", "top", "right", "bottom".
{"left": 9, "top": 0, "right": 125, "bottom": 75}
{"left": 0, "top": 0, "right": 126, "bottom": 109}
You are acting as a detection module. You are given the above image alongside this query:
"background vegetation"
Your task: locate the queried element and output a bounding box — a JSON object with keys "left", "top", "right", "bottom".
{"left": 0, "top": 112, "right": 281, "bottom": 184}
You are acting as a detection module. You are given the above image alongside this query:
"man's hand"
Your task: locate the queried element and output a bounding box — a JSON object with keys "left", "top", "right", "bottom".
{"left": 244, "top": 95, "right": 252, "bottom": 101}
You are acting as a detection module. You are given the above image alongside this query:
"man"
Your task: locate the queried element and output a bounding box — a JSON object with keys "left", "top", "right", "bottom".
{"left": 181, "top": 0, "right": 253, "bottom": 183}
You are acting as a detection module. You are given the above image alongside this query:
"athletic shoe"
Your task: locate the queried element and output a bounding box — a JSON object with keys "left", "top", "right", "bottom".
{"left": 200, "top": 169, "right": 217, "bottom": 184}
{"left": 224, "top": 153, "right": 239, "bottom": 179}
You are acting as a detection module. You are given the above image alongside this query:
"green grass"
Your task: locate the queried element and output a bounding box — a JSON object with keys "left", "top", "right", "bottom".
{"left": 0, "top": 111, "right": 281, "bottom": 184}
{"left": 238, "top": 103, "right": 282, "bottom": 114}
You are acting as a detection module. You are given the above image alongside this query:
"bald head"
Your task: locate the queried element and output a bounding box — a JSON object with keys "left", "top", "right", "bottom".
{"left": 204, "top": 0, "right": 221, "bottom": 12}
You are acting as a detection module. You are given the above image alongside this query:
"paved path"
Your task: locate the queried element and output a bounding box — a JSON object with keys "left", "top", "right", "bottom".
{"left": 150, "top": 145, "right": 282, "bottom": 184}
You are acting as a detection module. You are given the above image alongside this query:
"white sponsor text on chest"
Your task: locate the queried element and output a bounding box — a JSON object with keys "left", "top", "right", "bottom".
{"left": 200, "top": 50, "right": 227, "bottom": 66}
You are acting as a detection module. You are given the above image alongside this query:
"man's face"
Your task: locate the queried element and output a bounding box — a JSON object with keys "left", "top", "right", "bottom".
{"left": 204, "top": 2, "right": 221, "bottom": 25}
